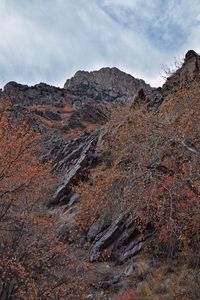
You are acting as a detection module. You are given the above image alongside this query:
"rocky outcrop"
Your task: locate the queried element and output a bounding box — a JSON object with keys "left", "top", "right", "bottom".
{"left": 48, "top": 131, "right": 100, "bottom": 206}
{"left": 132, "top": 87, "right": 163, "bottom": 110}
{"left": 1, "top": 80, "right": 110, "bottom": 137}
{"left": 68, "top": 100, "right": 109, "bottom": 126}
{"left": 94, "top": 274, "right": 121, "bottom": 290}
{"left": 3, "top": 81, "right": 69, "bottom": 107}
{"left": 163, "top": 50, "right": 200, "bottom": 93}
{"left": 89, "top": 214, "right": 153, "bottom": 263}
{"left": 87, "top": 212, "right": 112, "bottom": 242}
{"left": 64, "top": 67, "right": 152, "bottom": 104}
{"left": 132, "top": 50, "right": 200, "bottom": 110}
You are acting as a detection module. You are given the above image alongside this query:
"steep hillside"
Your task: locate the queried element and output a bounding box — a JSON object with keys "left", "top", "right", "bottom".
{"left": 72, "top": 50, "right": 200, "bottom": 299}
{"left": 0, "top": 68, "right": 152, "bottom": 207}
{"left": 1, "top": 67, "right": 151, "bottom": 135}
{"left": 0, "top": 51, "right": 199, "bottom": 300}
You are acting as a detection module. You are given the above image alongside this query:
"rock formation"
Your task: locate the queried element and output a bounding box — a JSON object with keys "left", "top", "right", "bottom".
{"left": 163, "top": 50, "right": 200, "bottom": 92}
{"left": 64, "top": 67, "right": 152, "bottom": 103}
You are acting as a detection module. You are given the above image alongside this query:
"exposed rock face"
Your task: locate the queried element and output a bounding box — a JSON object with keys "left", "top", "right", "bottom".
{"left": 132, "top": 87, "right": 163, "bottom": 110}
{"left": 133, "top": 50, "right": 200, "bottom": 110}
{"left": 1, "top": 81, "right": 110, "bottom": 135}
{"left": 163, "top": 49, "right": 200, "bottom": 93}
{"left": 49, "top": 131, "right": 99, "bottom": 206}
{"left": 87, "top": 212, "right": 111, "bottom": 242}
{"left": 64, "top": 67, "right": 152, "bottom": 103}
{"left": 89, "top": 214, "right": 152, "bottom": 263}
{"left": 3, "top": 81, "right": 69, "bottom": 107}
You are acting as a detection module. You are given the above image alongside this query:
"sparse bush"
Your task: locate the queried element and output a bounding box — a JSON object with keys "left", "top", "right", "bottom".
{"left": 161, "top": 56, "right": 184, "bottom": 78}
{"left": 116, "top": 290, "right": 138, "bottom": 300}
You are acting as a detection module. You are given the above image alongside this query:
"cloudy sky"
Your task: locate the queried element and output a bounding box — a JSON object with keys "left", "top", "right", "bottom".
{"left": 0, "top": 0, "right": 200, "bottom": 88}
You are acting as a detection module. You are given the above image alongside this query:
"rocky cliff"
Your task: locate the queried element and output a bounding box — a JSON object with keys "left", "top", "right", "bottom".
{"left": 163, "top": 49, "right": 200, "bottom": 92}
{"left": 64, "top": 67, "right": 152, "bottom": 103}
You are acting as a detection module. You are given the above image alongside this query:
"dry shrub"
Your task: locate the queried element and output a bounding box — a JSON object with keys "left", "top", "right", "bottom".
{"left": 116, "top": 289, "right": 138, "bottom": 300}
{"left": 0, "top": 108, "right": 91, "bottom": 299}
{"left": 75, "top": 85, "right": 200, "bottom": 261}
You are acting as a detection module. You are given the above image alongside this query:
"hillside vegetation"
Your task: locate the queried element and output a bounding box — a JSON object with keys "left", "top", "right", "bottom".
{"left": 0, "top": 50, "right": 199, "bottom": 299}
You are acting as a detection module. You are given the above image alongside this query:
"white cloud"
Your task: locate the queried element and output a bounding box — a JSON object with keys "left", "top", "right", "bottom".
{"left": 0, "top": 0, "right": 199, "bottom": 89}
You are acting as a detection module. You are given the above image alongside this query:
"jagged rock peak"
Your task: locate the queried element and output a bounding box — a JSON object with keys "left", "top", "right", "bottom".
{"left": 73, "top": 67, "right": 133, "bottom": 78}
{"left": 163, "top": 49, "right": 200, "bottom": 93}
{"left": 181, "top": 49, "right": 200, "bottom": 78}
{"left": 3, "top": 81, "right": 28, "bottom": 92}
{"left": 70, "top": 67, "right": 136, "bottom": 89}
{"left": 3, "top": 81, "right": 63, "bottom": 93}
{"left": 2, "top": 81, "right": 68, "bottom": 104}
{"left": 184, "top": 49, "right": 199, "bottom": 62}
{"left": 64, "top": 67, "right": 152, "bottom": 103}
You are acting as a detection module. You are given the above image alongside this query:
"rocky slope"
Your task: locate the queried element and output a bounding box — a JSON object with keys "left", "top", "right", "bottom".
{"left": 65, "top": 50, "right": 200, "bottom": 299}
{"left": 1, "top": 50, "right": 200, "bottom": 299}
{"left": 0, "top": 67, "right": 152, "bottom": 206}
{"left": 2, "top": 81, "right": 107, "bottom": 135}
{"left": 2, "top": 67, "right": 152, "bottom": 134}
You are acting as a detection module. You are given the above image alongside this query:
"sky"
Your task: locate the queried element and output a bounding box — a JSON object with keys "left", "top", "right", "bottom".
{"left": 0, "top": 0, "right": 200, "bottom": 88}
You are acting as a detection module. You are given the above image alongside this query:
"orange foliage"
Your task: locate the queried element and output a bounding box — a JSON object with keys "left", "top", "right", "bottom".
{"left": 0, "top": 106, "right": 94, "bottom": 299}
{"left": 75, "top": 84, "right": 200, "bottom": 260}
{"left": 62, "top": 103, "right": 76, "bottom": 113}
{"left": 116, "top": 290, "right": 137, "bottom": 300}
